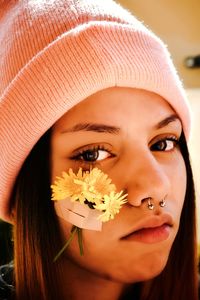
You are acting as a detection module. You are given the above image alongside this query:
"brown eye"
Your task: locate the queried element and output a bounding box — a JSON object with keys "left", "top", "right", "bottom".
{"left": 151, "top": 139, "right": 177, "bottom": 152}
{"left": 74, "top": 149, "right": 112, "bottom": 162}
{"left": 81, "top": 150, "right": 99, "bottom": 162}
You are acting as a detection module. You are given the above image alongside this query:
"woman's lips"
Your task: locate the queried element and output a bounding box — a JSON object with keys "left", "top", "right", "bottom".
{"left": 121, "top": 214, "right": 173, "bottom": 244}
{"left": 121, "top": 224, "right": 171, "bottom": 244}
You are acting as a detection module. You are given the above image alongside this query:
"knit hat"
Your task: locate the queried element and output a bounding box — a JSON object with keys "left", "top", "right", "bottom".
{"left": 0, "top": 0, "right": 191, "bottom": 222}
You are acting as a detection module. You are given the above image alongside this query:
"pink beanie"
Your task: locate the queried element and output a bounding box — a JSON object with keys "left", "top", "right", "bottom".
{"left": 0, "top": 0, "right": 191, "bottom": 222}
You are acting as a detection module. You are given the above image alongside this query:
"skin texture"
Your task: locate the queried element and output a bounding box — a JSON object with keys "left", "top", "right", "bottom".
{"left": 50, "top": 87, "right": 186, "bottom": 300}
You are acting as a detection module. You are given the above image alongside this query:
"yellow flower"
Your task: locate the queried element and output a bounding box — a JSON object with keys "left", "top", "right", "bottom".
{"left": 51, "top": 168, "right": 87, "bottom": 203}
{"left": 51, "top": 167, "right": 128, "bottom": 260}
{"left": 51, "top": 167, "right": 116, "bottom": 206}
{"left": 81, "top": 168, "right": 116, "bottom": 205}
{"left": 95, "top": 191, "right": 128, "bottom": 222}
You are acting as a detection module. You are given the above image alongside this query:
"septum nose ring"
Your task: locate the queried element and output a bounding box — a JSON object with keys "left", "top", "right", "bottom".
{"left": 147, "top": 198, "right": 166, "bottom": 210}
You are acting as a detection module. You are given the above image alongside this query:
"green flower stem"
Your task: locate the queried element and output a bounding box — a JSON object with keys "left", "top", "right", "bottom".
{"left": 77, "top": 227, "right": 84, "bottom": 256}
{"left": 53, "top": 225, "right": 78, "bottom": 262}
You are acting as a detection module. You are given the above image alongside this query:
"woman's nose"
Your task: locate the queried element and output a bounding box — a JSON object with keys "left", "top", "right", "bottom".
{"left": 120, "top": 152, "right": 170, "bottom": 207}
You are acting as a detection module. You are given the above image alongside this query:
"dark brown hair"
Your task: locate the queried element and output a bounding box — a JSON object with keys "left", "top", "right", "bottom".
{"left": 10, "top": 129, "right": 198, "bottom": 300}
{"left": 11, "top": 129, "right": 64, "bottom": 299}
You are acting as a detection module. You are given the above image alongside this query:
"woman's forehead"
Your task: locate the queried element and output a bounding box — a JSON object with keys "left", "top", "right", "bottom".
{"left": 52, "top": 87, "right": 181, "bottom": 134}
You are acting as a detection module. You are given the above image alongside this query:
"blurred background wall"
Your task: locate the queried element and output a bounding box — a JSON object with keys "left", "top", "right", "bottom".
{"left": 118, "top": 0, "right": 200, "bottom": 87}
{"left": 117, "top": 0, "right": 200, "bottom": 239}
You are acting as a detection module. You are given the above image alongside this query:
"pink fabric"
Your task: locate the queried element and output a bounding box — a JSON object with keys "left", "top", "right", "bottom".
{"left": 0, "top": 0, "right": 191, "bottom": 222}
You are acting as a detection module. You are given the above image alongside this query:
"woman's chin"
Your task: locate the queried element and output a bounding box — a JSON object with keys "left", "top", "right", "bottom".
{"left": 104, "top": 256, "right": 168, "bottom": 284}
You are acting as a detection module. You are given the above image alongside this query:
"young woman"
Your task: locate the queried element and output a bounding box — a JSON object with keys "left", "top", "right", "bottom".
{"left": 0, "top": 0, "right": 198, "bottom": 299}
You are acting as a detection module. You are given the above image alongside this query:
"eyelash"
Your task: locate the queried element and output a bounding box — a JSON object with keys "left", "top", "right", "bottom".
{"left": 70, "top": 145, "right": 115, "bottom": 164}
{"left": 70, "top": 136, "right": 180, "bottom": 165}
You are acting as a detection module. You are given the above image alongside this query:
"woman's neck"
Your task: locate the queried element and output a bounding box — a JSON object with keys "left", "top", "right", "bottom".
{"left": 58, "top": 258, "right": 129, "bottom": 300}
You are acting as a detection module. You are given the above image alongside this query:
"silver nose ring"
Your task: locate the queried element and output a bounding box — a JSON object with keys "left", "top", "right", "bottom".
{"left": 147, "top": 198, "right": 154, "bottom": 210}
{"left": 159, "top": 199, "right": 166, "bottom": 207}
{"left": 147, "top": 198, "right": 166, "bottom": 210}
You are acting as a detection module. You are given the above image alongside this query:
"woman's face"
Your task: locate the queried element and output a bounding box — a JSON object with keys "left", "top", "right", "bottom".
{"left": 51, "top": 87, "right": 186, "bottom": 283}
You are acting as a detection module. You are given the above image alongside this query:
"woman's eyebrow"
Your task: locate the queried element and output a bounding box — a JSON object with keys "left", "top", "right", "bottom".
{"left": 61, "top": 123, "right": 121, "bottom": 134}
{"left": 61, "top": 115, "right": 179, "bottom": 134}
{"left": 155, "top": 114, "right": 181, "bottom": 129}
